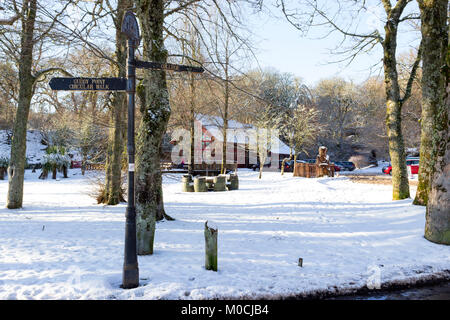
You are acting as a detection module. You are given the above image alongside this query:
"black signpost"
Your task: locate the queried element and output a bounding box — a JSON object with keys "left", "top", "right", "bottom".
{"left": 49, "top": 10, "right": 204, "bottom": 290}
{"left": 134, "top": 60, "right": 204, "bottom": 73}
{"left": 49, "top": 77, "right": 127, "bottom": 91}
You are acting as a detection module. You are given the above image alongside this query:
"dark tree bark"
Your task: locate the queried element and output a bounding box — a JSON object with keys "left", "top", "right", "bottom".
{"left": 422, "top": 0, "right": 449, "bottom": 244}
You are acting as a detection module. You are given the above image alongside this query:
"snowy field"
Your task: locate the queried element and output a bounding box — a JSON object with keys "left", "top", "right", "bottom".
{"left": 0, "top": 169, "right": 448, "bottom": 300}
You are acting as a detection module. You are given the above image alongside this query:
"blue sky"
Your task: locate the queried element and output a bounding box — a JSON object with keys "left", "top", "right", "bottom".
{"left": 245, "top": 2, "right": 421, "bottom": 87}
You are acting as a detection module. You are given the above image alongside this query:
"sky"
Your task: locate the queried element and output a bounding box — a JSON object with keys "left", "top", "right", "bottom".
{"left": 244, "top": 1, "right": 421, "bottom": 87}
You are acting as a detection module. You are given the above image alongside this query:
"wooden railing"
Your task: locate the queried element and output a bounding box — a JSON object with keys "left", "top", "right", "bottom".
{"left": 85, "top": 163, "right": 105, "bottom": 171}
{"left": 293, "top": 163, "right": 335, "bottom": 178}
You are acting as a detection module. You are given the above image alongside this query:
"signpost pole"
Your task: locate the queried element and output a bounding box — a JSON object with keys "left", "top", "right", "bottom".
{"left": 49, "top": 10, "right": 202, "bottom": 290}
{"left": 122, "top": 20, "right": 139, "bottom": 290}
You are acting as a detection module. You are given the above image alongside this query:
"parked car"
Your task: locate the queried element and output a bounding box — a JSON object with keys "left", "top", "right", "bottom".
{"left": 382, "top": 158, "right": 419, "bottom": 175}
{"left": 252, "top": 161, "right": 272, "bottom": 171}
{"left": 280, "top": 159, "right": 307, "bottom": 172}
{"left": 282, "top": 160, "right": 294, "bottom": 172}
{"left": 71, "top": 160, "right": 82, "bottom": 169}
{"left": 335, "top": 161, "right": 356, "bottom": 171}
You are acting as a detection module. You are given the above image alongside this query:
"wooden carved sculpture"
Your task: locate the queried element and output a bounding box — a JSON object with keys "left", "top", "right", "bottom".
{"left": 315, "top": 146, "right": 334, "bottom": 177}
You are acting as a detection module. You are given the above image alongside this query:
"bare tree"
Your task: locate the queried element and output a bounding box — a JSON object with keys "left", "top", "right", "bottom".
{"left": 278, "top": 0, "right": 422, "bottom": 200}
{"left": 100, "top": 0, "right": 133, "bottom": 205}
{"left": 1, "top": 0, "right": 73, "bottom": 209}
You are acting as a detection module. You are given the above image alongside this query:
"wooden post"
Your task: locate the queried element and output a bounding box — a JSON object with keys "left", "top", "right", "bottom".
{"left": 137, "top": 213, "right": 155, "bottom": 255}
{"left": 204, "top": 221, "right": 218, "bottom": 271}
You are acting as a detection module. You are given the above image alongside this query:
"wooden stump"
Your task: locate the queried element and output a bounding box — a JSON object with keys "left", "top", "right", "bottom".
{"left": 52, "top": 167, "right": 57, "bottom": 179}
{"left": 227, "top": 174, "right": 239, "bottom": 190}
{"left": 0, "top": 168, "right": 5, "bottom": 180}
{"left": 213, "top": 175, "right": 227, "bottom": 191}
{"left": 182, "top": 174, "right": 194, "bottom": 192}
{"left": 194, "top": 176, "right": 208, "bottom": 192}
{"left": 137, "top": 213, "right": 156, "bottom": 255}
{"left": 204, "top": 221, "right": 218, "bottom": 271}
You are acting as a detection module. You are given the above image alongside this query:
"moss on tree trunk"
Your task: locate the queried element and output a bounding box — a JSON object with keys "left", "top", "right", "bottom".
{"left": 422, "top": 0, "right": 449, "bottom": 245}
{"left": 135, "top": 0, "right": 174, "bottom": 255}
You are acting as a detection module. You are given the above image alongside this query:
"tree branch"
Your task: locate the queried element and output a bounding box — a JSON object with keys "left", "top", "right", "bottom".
{"left": 0, "top": 14, "right": 19, "bottom": 25}
{"left": 401, "top": 39, "right": 423, "bottom": 104}
{"left": 33, "top": 67, "right": 73, "bottom": 85}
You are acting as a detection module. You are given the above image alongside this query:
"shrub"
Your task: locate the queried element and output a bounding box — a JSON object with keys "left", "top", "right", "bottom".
{"left": 0, "top": 157, "right": 9, "bottom": 180}
{"left": 39, "top": 147, "right": 71, "bottom": 179}
{"left": 0, "top": 156, "right": 9, "bottom": 169}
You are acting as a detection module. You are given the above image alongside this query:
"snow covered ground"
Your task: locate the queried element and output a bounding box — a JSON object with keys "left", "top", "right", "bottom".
{"left": 0, "top": 130, "right": 47, "bottom": 164}
{"left": 0, "top": 169, "right": 448, "bottom": 300}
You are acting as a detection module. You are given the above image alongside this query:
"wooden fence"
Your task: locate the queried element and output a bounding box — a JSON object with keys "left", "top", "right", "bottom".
{"left": 293, "top": 162, "right": 335, "bottom": 178}
{"left": 85, "top": 163, "right": 105, "bottom": 171}
{"left": 293, "top": 163, "right": 317, "bottom": 178}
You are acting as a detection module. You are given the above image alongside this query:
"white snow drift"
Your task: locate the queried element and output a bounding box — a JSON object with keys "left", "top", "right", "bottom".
{"left": 0, "top": 169, "right": 448, "bottom": 299}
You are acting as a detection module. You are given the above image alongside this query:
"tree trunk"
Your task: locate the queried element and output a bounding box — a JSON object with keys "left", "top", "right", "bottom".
{"left": 259, "top": 156, "right": 264, "bottom": 179}
{"left": 135, "top": 0, "right": 173, "bottom": 255}
{"left": 38, "top": 168, "right": 48, "bottom": 180}
{"left": 423, "top": 0, "right": 449, "bottom": 245}
{"left": 383, "top": 17, "right": 410, "bottom": 200}
{"left": 106, "top": 93, "right": 126, "bottom": 204}
{"left": 414, "top": 0, "right": 448, "bottom": 206}
{"left": 221, "top": 71, "right": 229, "bottom": 175}
{"left": 7, "top": 0, "right": 37, "bottom": 209}
{"left": 102, "top": 0, "right": 130, "bottom": 205}
{"left": 204, "top": 221, "right": 218, "bottom": 271}
{"left": 425, "top": 99, "right": 449, "bottom": 244}
{"left": 101, "top": 147, "right": 113, "bottom": 203}
{"left": 188, "top": 74, "right": 195, "bottom": 175}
